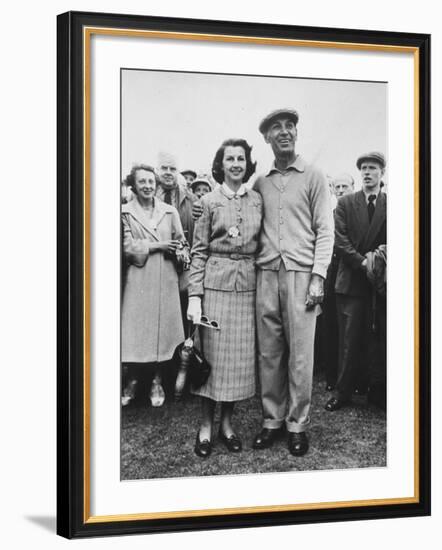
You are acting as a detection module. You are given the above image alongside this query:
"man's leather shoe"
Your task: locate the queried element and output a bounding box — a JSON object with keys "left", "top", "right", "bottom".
{"left": 194, "top": 433, "right": 212, "bottom": 458}
{"left": 288, "top": 432, "right": 309, "bottom": 456}
{"left": 252, "top": 427, "right": 283, "bottom": 450}
{"left": 219, "top": 430, "right": 242, "bottom": 452}
{"left": 324, "top": 397, "right": 349, "bottom": 411}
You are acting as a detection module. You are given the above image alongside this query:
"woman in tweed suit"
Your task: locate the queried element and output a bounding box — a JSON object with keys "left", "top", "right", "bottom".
{"left": 187, "top": 139, "right": 262, "bottom": 457}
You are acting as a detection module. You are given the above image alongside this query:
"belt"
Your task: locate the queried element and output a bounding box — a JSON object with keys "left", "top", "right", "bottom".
{"left": 210, "top": 252, "right": 254, "bottom": 261}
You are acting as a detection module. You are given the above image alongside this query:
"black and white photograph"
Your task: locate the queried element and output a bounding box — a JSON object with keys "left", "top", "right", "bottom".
{"left": 0, "top": 0, "right": 435, "bottom": 545}
{"left": 120, "top": 68, "right": 388, "bottom": 481}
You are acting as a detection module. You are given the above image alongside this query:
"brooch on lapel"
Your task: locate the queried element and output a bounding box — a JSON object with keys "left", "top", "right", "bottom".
{"left": 228, "top": 226, "right": 240, "bottom": 238}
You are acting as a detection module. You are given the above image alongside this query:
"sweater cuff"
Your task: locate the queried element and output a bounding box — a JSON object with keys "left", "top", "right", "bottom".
{"left": 188, "top": 286, "right": 204, "bottom": 297}
{"left": 312, "top": 264, "right": 328, "bottom": 279}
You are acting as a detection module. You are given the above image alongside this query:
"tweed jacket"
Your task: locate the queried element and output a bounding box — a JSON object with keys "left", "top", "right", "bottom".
{"left": 121, "top": 197, "right": 185, "bottom": 363}
{"left": 334, "top": 189, "right": 387, "bottom": 297}
{"left": 188, "top": 185, "right": 263, "bottom": 297}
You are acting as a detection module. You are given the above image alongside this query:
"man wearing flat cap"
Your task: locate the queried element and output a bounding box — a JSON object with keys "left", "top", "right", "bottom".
{"left": 181, "top": 169, "right": 197, "bottom": 190}
{"left": 252, "top": 108, "right": 334, "bottom": 456}
{"left": 190, "top": 175, "right": 213, "bottom": 199}
{"left": 325, "top": 152, "right": 387, "bottom": 412}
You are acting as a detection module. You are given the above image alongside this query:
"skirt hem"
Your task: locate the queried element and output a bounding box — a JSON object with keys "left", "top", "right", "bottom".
{"left": 191, "top": 389, "right": 256, "bottom": 402}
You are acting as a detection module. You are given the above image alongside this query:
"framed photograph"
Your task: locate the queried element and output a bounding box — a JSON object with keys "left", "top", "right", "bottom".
{"left": 57, "top": 11, "right": 431, "bottom": 539}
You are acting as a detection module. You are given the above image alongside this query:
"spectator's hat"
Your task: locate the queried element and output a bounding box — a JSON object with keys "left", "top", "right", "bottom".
{"left": 356, "top": 151, "right": 386, "bottom": 170}
{"left": 191, "top": 175, "right": 212, "bottom": 193}
{"left": 181, "top": 169, "right": 197, "bottom": 179}
{"left": 259, "top": 108, "right": 299, "bottom": 134}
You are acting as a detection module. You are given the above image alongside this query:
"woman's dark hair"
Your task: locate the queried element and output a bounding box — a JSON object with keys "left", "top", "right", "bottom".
{"left": 211, "top": 138, "right": 257, "bottom": 184}
{"left": 124, "top": 164, "right": 158, "bottom": 193}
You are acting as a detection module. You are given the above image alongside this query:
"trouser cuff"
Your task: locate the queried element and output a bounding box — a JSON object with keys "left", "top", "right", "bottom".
{"left": 263, "top": 419, "right": 284, "bottom": 430}
{"left": 286, "top": 419, "right": 310, "bottom": 433}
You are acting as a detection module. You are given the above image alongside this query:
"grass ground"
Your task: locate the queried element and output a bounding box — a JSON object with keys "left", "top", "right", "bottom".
{"left": 121, "top": 373, "right": 386, "bottom": 480}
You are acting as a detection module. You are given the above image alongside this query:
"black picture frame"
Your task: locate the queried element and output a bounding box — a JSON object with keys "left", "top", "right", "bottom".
{"left": 57, "top": 10, "right": 431, "bottom": 539}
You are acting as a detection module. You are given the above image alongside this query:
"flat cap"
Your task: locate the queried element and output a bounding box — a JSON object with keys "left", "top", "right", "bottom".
{"left": 181, "top": 169, "right": 197, "bottom": 179}
{"left": 356, "top": 152, "right": 386, "bottom": 170}
{"left": 259, "top": 108, "right": 299, "bottom": 134}
{"left": 191, "top": 175, "right": 212, "bottom": 192}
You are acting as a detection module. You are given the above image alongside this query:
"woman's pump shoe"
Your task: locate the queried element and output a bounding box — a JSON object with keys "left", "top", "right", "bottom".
{"left": 194, "top": 433, "right": 212, "bottom": 458}
{"left": 150, "top": 378, "right": 165, "bottom": 407}
{"left": 218, "top": 430, "right": 242, "bottom": 452}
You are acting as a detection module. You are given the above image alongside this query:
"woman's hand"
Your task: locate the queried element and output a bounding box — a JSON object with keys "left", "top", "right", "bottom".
{"left": 187, "top": 296, "right": 202, "bottom": 324}
{"left": 155, "top": 240, "right": 182, "bottom": 253}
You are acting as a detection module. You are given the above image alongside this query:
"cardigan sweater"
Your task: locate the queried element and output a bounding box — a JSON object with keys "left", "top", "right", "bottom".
{"left": 253, "top": 155, "right": 334, "bottom": 279}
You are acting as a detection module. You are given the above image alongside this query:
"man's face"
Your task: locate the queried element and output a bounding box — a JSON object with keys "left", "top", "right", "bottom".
{"left": 264, "top": 117, "right": 297, "bottom": 157}
{"left": 158, "top": 162, "right": 178, "bottom": 189}
{"left": 360, "top": 161, "right": 384, "bottom": 192}
{"left": 193, "top": 183, "right": 211, "bottom": 199}
{"left": 333, "top": 178, "right": 354, "bottom": 198}
{"left": 183, "top": 173, "right": 196, "bottom": 187}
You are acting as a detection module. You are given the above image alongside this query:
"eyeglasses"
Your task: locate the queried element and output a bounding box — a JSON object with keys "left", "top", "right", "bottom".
{"left": 198, "top": 315, "right": 220, "bottom": 330}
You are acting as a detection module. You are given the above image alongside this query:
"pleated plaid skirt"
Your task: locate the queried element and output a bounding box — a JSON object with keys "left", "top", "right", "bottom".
{"left": 192, "top": 288, "right": 256, "bottom": 402}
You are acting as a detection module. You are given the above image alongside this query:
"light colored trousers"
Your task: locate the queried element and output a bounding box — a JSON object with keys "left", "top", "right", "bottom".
{"left": 256, "top": 265, "right": 318, "bottom": 433}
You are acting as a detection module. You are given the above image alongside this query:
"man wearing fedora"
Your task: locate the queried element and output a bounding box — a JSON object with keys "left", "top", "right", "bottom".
{"left": 325, "top": 152, "right": 387, "bottom": 412}
{"left": 252, "top": 109, "right": 334, "bottom": 456}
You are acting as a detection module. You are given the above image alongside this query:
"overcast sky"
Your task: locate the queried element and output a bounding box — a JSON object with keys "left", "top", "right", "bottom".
{"left": 121, "top": 69, "right": 387, "bottom": 190}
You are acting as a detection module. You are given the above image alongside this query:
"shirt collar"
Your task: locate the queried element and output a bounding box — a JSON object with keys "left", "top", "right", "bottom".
{"left": 363, "top": 189, "right": 380, "bottom": 203}
{"left": 221, "top": 182, "right": 248, "bottom": 198}
{"left": 157, "top": 183, "right": 190, "bottom": 206}
{"left": 158, "top": 183, "right": 177, "bottom": 194}
{"left": 267, "top": 155, "right": 305, "bottom": 176}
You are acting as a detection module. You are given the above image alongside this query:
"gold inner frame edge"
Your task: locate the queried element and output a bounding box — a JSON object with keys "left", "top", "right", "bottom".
{"left": 82, "top": 26, "right": 421, "bottom": 524}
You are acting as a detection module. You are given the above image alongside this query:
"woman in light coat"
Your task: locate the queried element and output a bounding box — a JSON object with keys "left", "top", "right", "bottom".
{"left": 121, "top": 164, "right": 187, "bottom": 407}
{"left": 187, "top": 139, "right": 262, "bottom": 457}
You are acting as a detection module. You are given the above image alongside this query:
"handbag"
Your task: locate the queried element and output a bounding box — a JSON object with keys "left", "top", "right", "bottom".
{"left": 173, "top": 325, "right": 211, "bottom": 398}
{"left": 188, "top": 337, "right": 211, "bottom": 389}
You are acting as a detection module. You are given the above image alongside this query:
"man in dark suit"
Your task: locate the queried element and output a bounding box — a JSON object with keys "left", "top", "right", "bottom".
{"left": 322, "top": 173, "right": 355, "bottom": 392}
{"left": 325, "top": 152, "right": 387, "bottom": 411}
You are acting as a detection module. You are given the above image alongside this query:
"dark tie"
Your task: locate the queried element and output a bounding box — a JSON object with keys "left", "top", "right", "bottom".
{"left": 367, "top": 194, "right": 376, "bottom": 223}
{"left": 163, "top": 189, "right": 172, "bottom": 205}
